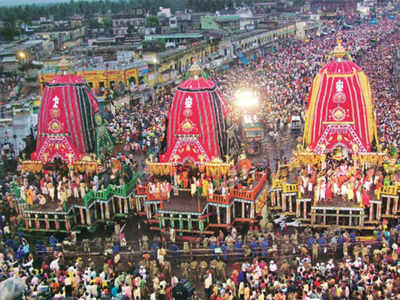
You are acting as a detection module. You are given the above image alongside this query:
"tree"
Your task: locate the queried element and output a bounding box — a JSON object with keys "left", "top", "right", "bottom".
{"left": 103, "top": 17, "right": 113, "bottom": 34}
{"left": 89, "top": 18, "right": 100, "bottom": 29}
{"left": 127, "top": 24, "right": 136, "bottom": 34}
{"left": 0, "top": 23, "right": 18, "bottom": 41}
{"left": 145, "top": 16, "right": 160, "bottom": 28}
{"left": 143, "top": 39, "right": 165, "bottom": 52}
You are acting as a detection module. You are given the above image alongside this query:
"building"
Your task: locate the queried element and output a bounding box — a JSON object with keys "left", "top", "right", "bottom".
{"left": 253, "top": 2, "right": 279, "bottom": 14}
{"left": 112, "top": 15, "right": 145, "bottom": 36}
{"left": 69, "top": 15, "right": 85, "bottom": 28}
{"left": 71, "top": 36, "right": 142, "bottom": 61}
{"left": 144, "top": 33, "right": 203, "bottom": 49}
{"left": 191, "top": 12, "right": 211, "bottom": 30}
{"left": 234, "top": 23, "right": 297, "bottom": 54}
{"left": 38, "top": 60, "right": 148, "bottom": 95}
{"left": 143, "top": 39, "right": 219, "bottom": 87}
{"left": 36, "top": 24, "right": 85, "bottom": 52}
{"left": 201, "top": 15, "right": 241, "bottom": 33}
{"left": 0, "top": 38, "right": 54, "bottom": 72}
{"left": 1, "top": 56, "right": 18, "bottom": 73}
{"left": 175, "top": 10, "right": 192, "bottom": 33}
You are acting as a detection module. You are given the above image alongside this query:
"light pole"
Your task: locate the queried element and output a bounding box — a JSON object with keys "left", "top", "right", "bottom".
{"left": 153, "top": 57, "right": 159, "bottom": 87}
{"left": 234, "top": 89, "right": 260, "bottom": 155}
{"left": 17, "top": 50, "right": 27, "bottom": 63}
{"left": 16, "top": 50, "right": 28, "bottom": 85}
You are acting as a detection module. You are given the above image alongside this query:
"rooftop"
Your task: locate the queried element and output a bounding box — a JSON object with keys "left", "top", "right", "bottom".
{"left": 234, "top": 29, "right": 270, "bottom": 40}
{"left": 39, "top": 60, "right": 147, "bottom": 74}
{"left": 144, "top": 33, "right": 203, "bottom": 40}
{"left": 21, "top": 40, "right": 43, "bottom": 48}
{"left": 215, "top": 15, "right": 240, "bottom": 22}
{"left": 2, "top": 56, "right": 17, "bottom": 63}
{"left": 158, "top": 48, "right": 184, "bottom": 58}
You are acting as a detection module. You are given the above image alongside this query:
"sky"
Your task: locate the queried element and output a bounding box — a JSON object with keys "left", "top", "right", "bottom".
{"left": 0, "top": 0, "right": 80, "bottom": 6}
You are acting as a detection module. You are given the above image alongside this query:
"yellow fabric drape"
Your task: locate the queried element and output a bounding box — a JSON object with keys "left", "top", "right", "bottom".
{"left": 357, "top": 71, "right": 378, "bottom": 146}
{"left": 303, "top": 73, "right": 322, "bottom": 147}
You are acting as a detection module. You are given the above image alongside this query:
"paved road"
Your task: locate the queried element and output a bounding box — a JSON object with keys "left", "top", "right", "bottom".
{"left": 249, "top": 126, "right": 301, "bottom": 172}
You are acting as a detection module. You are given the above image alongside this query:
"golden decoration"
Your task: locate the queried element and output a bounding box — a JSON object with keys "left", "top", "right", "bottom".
{"left": 72, "top": 160, "right": 98, "bottom": 174}
{"left": 189, "top": 62, "right": 202, "bottom": 77}
{"left": 181, "top": 120, "right": 193, "bottom": 132}
{"left": 21, "top": 161, "right": 43, "bottom": 173}
{"left": 49, "top": 120, "right": 61, "bottom": 133}
{"left": 332, "top": 107, "right": 346, "bottom": 121}
{"left": 333, "top": 32, "right": 346, "bottom": 59}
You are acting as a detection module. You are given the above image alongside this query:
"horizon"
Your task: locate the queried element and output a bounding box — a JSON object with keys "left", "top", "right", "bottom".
{"left": 0, "top": 0, "right": 96, "bottom": 7}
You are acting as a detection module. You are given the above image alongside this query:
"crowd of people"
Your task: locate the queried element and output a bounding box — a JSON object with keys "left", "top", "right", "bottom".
{"left": 0, "top": 73, "right": 21, "bottom": 101}
{"left": 296, "top": 152, "right": 398, "bottom": 208}
{"left": 107, "top": 90, "right": 171, "bottom": 160}
{"left": 213, "top": 17, "right": 400, "bottom": 153}
{"left": 0, "top": 202, "right": 399, "bottom": 299}
{"left": 144, "top": 160, "right": 258, "bottom": 202}
{"left": 206, "top": 241, "right": 400, "bottom": 300}
{"left": 1, "top": 12, "right": 400, "bottom": 299}
{"left": 360, "top": 26, "right": 400, "bottom": 151}
{"left": 14, "top": 156, "right": 137, "bottom": 211}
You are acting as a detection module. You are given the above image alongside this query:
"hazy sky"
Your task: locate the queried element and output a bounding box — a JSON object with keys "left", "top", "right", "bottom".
{"left": 0, "top": 0, "right": 74, "bottom": 6}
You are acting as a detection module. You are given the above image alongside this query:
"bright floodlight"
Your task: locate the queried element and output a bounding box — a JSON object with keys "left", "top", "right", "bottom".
{"left": 235, "top": 89, "right": 259, "bottom": 108}
{"left": 18, "top": 51, "right": 26, "bottom": 59}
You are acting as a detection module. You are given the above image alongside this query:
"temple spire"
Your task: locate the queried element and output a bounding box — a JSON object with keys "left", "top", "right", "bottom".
{"left": 189, "top": 62, "right": 202, "bottom": 78}
{"left": 333, "top": 32, "right": 346, "bottom": 60}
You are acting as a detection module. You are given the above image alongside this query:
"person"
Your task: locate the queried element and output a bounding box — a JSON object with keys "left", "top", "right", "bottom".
{"left": 312, "top": 242, "right": 319, "bottom": 261}
{"left": 361, "top": 187, "right": 370, "bottom": 208}
{"left": 249, "top": 238, "right": 258, "bottom": 258}
{"left": 261, "top": 236, "right": 269, "bottom": 258}
{"left": 204, "top": 270, "right": 213, "bottom": 299}
{"left": 191, "top": 178, "right": 197, "bottom": 197}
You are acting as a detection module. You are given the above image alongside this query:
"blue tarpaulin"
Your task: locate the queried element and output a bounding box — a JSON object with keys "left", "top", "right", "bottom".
{"left": 370, "top": 18, "right": 378, "bottom": 25}
{"left": 237, "top": 52, "right": 249, "bottom": 65}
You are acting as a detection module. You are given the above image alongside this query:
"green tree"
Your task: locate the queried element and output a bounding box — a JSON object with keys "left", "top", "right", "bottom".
{"left": 0, "top": 22, "right": 18, "bottom": 41}
{"left": 103, "top": 17, "right": 113, "bottom": 34}
{"left": 143, "top": 39, "right": 165, "bottom": 52}
{"left": 145, "top": 16, "right": 160, "bottom": 28}
{"left": 89, "top": 18, "right": 100, "bottom": 29}
{"left": 127, "top": 24, "right": 136, "bottom": 34}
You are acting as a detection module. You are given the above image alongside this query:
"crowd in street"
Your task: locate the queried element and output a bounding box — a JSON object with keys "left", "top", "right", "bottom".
{"left": 206, "top": 242, "right": 400, "bottom": 300}
{"left": 0, "top": 201, "right": 399, "bottom": 299}
{"left": 0, "top": 73, "right": 20, "bottom": 100}
{"left": 107, "top": 88, "right": 173, "bottom": 160}
{"left": 360, "top": 28, "right": 400, "bottom": 151}
{"left": 2, "top": 13, "right": 400, "bottom": 300}
{"left": 214, "top": 17, "right": 400, "bottom": 152}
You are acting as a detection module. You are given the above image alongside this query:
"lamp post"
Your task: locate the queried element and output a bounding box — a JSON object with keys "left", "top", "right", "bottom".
{"left": 153, "top": 57, "right": 159, "bottom": 88}
{"left": 16, "top": 50, "right": 29, "bottom": 86}
{"left": 234, "top": 89, "right": 260, "bottom": 155}
{"left": 17, "top": 50, "right": 27, "bottom": 63}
